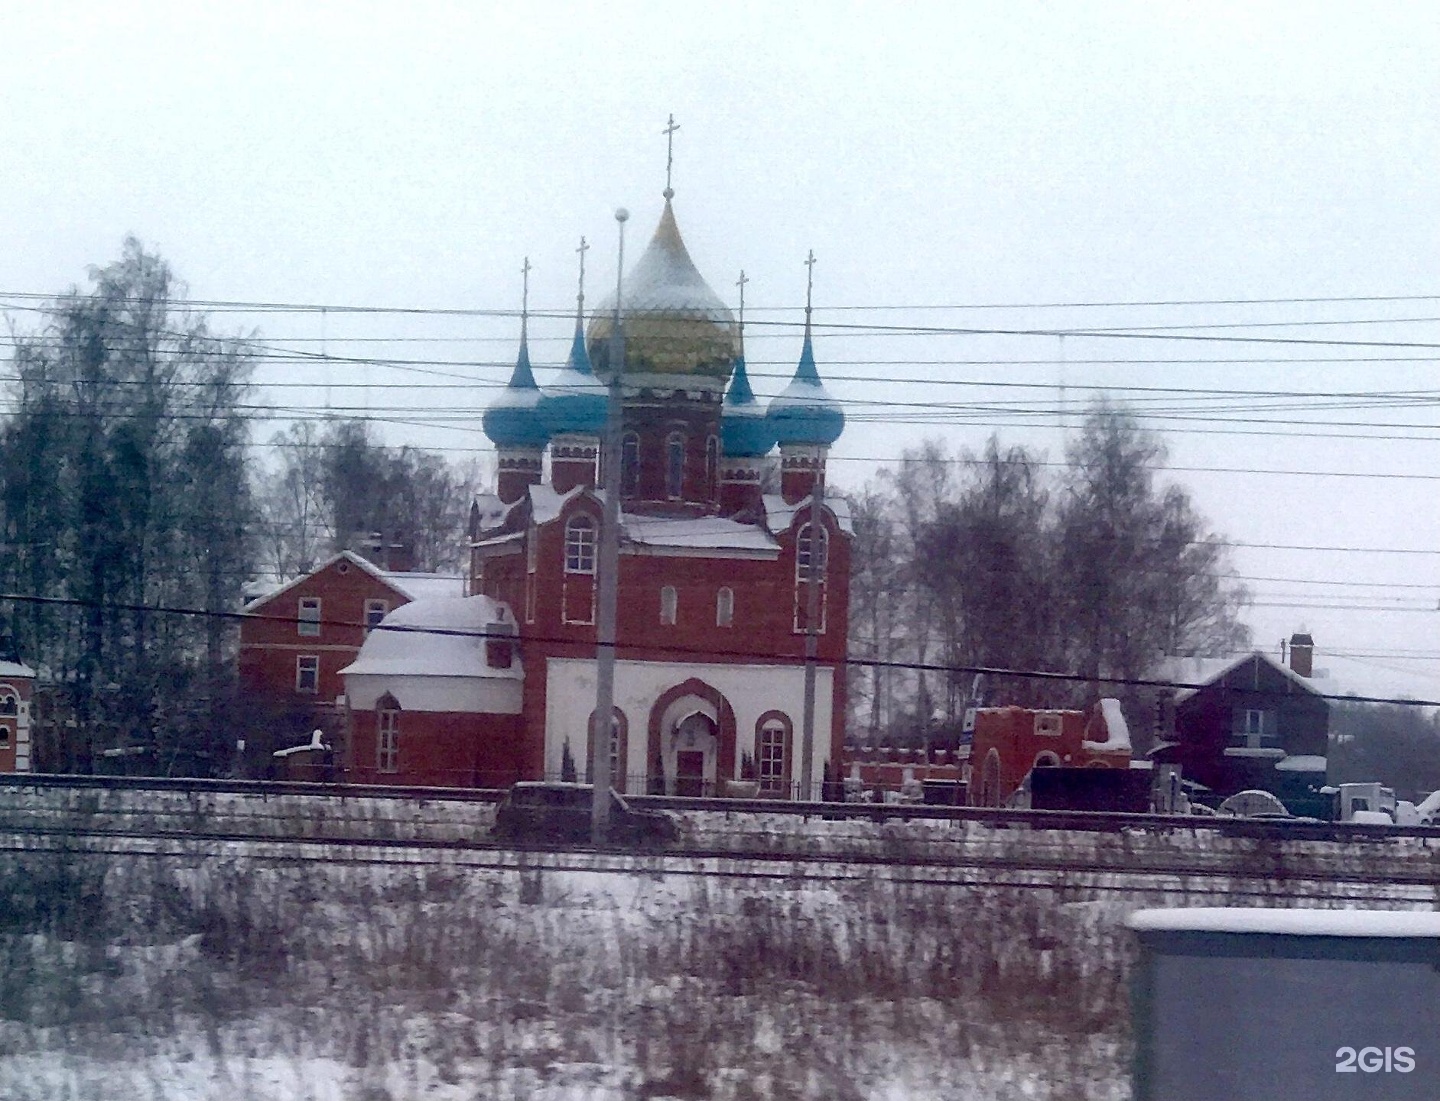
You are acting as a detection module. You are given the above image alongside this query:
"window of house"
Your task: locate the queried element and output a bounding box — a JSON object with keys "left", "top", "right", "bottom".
{"left": 295, "top": 655, "right": 319, "bottom": 694}
{"left": 377, "top": 703, "right": 399, "bottom": 773}
{"left": 665, "top": 433, "right": 685, "bottom": 499}
{"left": 1034, "top": 751, "right": 1061, "bottom": 768}
{"left": 716, "top": 587, "right": 734, "bottom": 628}
{"left": 0, "top": 726, "right": 8, "bottom": 748}
{"left": 0, "top": 691, "right": 16, "bottom": 717}
{"left": 757, "top": 719, "right": 789, "bottom": 793}
{"left": 795, "top": 524, "right": 828, "bottom": 582}
{"left": 660, "top": 585, "right": 678, "bottom": 625}
{"left": 1233, "top": 708, "right": 1277, "bottom": 749}
{"left": 298, "top": 597, "right": 322, "bottom": 636}
{"left": 364, "top": 599, "right": 388, "bottom": 633}
{"left": 565, "top": 515, "right": 597, "bottom": 574}
{"left": 621, "top": 433, "right": 641, "bottom": 496}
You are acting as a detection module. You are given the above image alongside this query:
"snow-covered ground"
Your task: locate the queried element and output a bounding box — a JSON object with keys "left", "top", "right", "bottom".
{"left": 0, "top": 794, "right": 1431, "bottom": 1100}
{"left": 0, "top": 837, "right": 1141, "bottom": 1100}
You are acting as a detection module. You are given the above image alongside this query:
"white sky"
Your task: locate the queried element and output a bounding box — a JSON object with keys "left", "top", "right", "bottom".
{"left": 3, "top": 1, "right": 1439, "bottom": 700}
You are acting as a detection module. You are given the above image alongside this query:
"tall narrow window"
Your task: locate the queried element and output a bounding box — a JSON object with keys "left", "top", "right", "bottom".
{"left": 295, "top": 655, "right": 319, "bottom": 694}
{"left": 795, "top": 524, "right": 829, "bottom": 582}
{"left": 0, "top": 690, "right": 16, "bottom": 717}
{"left": 705, "top": 435, "right": 719, "bottom": 499}
{"left": 665, "top": 433, "right": 685, "bottom": 499}
{"left": 660, "top": 585, "right": 678, "bottom": 625}
{"left": 298, "top": 597, "right": 322, "bottom": 637}
{"left": 565, "top": 515, "right": 597, "bottom": 574}
{"left": 621, "top": 432, "right": 641, "bottom": 496}
{"left": 716, "top": 587, "right": 734, "bottom": 628}
{"left": 525, "top": 525, "right": 538, "bottom": 623}
{"left": 377, "top": 701, "right": 400, "bottom": 773}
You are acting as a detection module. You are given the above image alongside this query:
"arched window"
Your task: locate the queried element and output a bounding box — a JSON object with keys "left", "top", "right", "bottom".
{"left": 665, "top": 433, "right": 686, "bottom": 499}
{"left": 621, "top": 432, "right": 641, "bottom": 496}
{"left": 376, "top": 696, "right": 400, "bottom": 774}
{"left": 755, "top": 712, "right": 792, "bottom": 795}
{"left": 0, "top": 690, "right": 16, "bottom": 717}
{"left": 705, "top": 435, "right": 719, "bottom": 499}
{"left": 715, "top": 587, "right": 734, "bottom": 628}
{"left": 564, "top": 515, "right": 597, "bottom": 574}
{"left": 1034, "top": 751, "right": 1061, "bottom": 769}
{"left": 795, "top": 523, "right": 829, "bottom": 582}
{"left": 660, "top": 585, "right": 678, "bottom": 625}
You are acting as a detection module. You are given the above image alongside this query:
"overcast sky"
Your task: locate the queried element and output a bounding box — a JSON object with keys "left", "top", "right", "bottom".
{"left": 3, "top": 1, "right": 1438, "bottom": 700}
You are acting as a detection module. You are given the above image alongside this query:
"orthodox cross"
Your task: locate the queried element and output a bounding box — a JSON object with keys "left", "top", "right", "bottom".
{"left": 662, "top": 113, "right": 680, "bottom": 199}
{"left": 803, "top": 249, "right": 817, "bottom": 319}
{"left": 576, "top": 236, "right": 589, "bottom": 313}
{"left": 735, "top": 269, "right": 749, "bottom": 328}
{"left": 521, "top": 256, "right": 532, "bottom": 319}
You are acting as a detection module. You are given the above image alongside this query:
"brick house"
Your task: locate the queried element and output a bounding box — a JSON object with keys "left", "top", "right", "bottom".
{"left": 1150, "top": 635, "right": 1329, "bottom": 812}
{"left": 238, "top": 551, "right": 464, "bottom": 745}
{"left": 967, "top": 699, "right": 1133, "bottom": 807}
{"left": 0, "top": 644, "right": 36, "bottom": 775}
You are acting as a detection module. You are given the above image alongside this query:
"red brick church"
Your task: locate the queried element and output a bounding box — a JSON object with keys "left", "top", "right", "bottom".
{"left": 242, "top": 189, "right": 851, "bottom": 797}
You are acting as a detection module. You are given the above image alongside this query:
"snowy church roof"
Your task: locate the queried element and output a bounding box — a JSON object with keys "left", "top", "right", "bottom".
{"left": 482, "top": 325, "right": 549, "bottom": 450}
{"left": 762, "top": 493, "right": 855, "bottom": 537}
{"left": 767, "top": 323, "right": 844, "bottom": 447}
{"left": 340, "top": 596, "right": 520, "bottom": 680}
{"left": 621, "top": 513, "right": 779, "bottom": 555}
{"left": 541, "top": 318, "right": 608, "bottom": 438}
{"left": 0, "top": 660, "right": 35, "bottom": 680}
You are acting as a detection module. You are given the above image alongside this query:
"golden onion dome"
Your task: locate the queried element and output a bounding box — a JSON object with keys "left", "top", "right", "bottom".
{"left": 587, "top": 201, "right": 739, "bottom": 386}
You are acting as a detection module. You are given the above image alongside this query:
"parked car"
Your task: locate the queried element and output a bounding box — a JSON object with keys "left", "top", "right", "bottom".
{"left": 492, "top": 782, "right": 679, "bottom": 846}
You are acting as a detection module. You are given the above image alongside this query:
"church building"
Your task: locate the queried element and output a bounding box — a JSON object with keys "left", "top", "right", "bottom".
{"left": 457, "top": 190, "right": 851, "bottom": 798}
{"left": 295, "top": 170, "right": 852, "bottom": 796}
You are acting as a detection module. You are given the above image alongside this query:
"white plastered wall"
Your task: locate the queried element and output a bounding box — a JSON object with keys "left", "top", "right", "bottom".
{"left": 543, "top": 657, "right": 834, "bottom": 793}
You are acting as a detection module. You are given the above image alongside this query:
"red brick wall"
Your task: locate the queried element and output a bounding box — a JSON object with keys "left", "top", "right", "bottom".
{"left": 239, "top": 558, "right": 407, "bottom": 710}
{"left": 346, "top": 708, "right": 525, "bottom": 788}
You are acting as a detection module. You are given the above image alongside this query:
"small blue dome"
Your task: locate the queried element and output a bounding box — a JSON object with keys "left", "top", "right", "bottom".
{"left": 482, "top": 331, "right": 550, "bottom": 450}
{"left": 541, "top": 320, "right": 608, "bottom": 437}
{"left": 767, "top": 331, "right": 844, "bottom": 447}
{"left": 721, "top": 354, "right": 775, "bottom": 458}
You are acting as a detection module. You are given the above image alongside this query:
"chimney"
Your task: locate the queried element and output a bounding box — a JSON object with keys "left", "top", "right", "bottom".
{"left": 1288, "top": 632, "right": 1314, "bottom": 678}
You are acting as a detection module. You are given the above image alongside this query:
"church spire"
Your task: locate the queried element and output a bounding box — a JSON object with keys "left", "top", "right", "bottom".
{"left": 768, "top": 249, "right": 844, "bottom": 448}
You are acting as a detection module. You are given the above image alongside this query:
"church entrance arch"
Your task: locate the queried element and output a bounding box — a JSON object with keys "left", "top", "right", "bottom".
{"left": 647, "top": 678, "right": 736, "bottom": 797}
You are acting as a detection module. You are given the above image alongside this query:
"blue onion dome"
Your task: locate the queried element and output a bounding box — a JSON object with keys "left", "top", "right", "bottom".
{"left": 587, "top": 201, "right": 740, "bottom": 383}
{"left": 482, "top": 330, "right": 550, "bottom": 449}
{"left": 721, "top": 354, "right": 775, "bottom": 457}
{"left": 541, "top": 319, "right": 608, "bottom": 436}
{"left": 768, "top": 327, "right": 844, "bottom": 447}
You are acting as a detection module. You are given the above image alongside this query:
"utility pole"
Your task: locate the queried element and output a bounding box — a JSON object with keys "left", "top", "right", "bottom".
{"left": 592, "top": 207, "right": 627, "bottom": 842}
{"left": 799, "top": 249, "right": 823, "bottom": 802}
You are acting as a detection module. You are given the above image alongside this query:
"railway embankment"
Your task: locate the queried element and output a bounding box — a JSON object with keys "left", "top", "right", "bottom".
{"left": 0, "top": 776, "right": 1436, "bottom": 1097}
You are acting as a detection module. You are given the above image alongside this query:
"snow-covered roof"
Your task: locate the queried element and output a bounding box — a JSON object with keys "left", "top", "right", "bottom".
{"left": 340, "top": 595, "right": 520, "bottom": 679}
{"left": 1083, "top": 698, "right": 1132, "bottom": 753}
{"left": 1274, "top": 754, "right": 1328, "bottom": 772}
{"left": 471, "top": 492, "right": 520, "bottom": 534}
{"left": 621, "top": 512, "right": 778, "bottom": 555}
{"left": 0, "top": 660, "right": 35, "bottom": 680}
{"left": 528, "top": 483, "right": 589, "bottom": 525}
{"left": 1129, "top": 907, "right": 1440, "bottom": 938}
{"left": 762, "top": 493, "right": 855, "bottom": 537}
{"left": 382, "top": 572, "right": 465, "bottom": 603}
{"left": 241, "top": 551, "right": 460, "bottom": 612}
{"left": 1158, "top": 650, "right": 1323, "bottom": 704}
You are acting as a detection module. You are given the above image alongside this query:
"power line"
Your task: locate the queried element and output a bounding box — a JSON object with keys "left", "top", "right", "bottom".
{"left": 3, "top": 589, "right": 1437, "bottom": 708}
